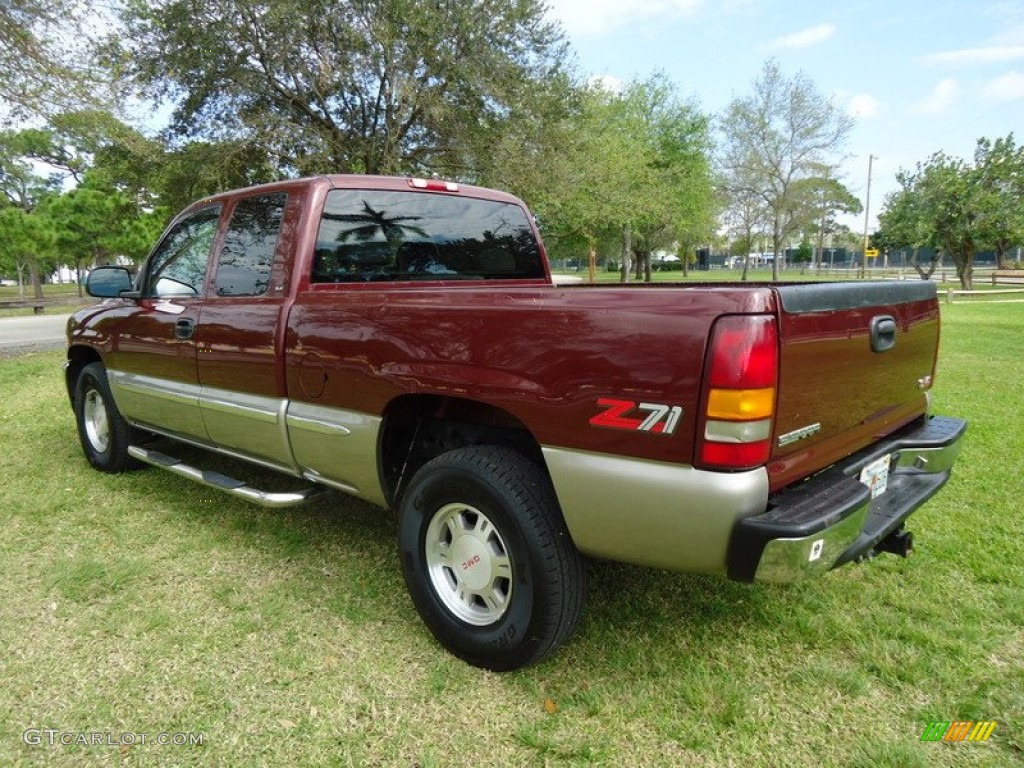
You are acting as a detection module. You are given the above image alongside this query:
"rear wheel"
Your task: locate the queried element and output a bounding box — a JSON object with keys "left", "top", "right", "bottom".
{"left": 398, "top": 445, "right": 586, "bottom": 671}
{"left": 73, "top": 362, "right": 140, "bottom": 473}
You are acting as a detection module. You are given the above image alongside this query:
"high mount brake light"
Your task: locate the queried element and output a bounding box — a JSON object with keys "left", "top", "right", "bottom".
{"left": 408, "top": 178, "right": 460, "bottom": 192}
{"left": 697, "top": 315, "right": 779, "bottom": 470}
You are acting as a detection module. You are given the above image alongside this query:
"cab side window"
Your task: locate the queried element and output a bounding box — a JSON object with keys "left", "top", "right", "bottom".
{"left": 144, "top": 206, "right": 221, "bottom": 298}
{"left": 214, "top": 193, "right": 287, "bottom": 297}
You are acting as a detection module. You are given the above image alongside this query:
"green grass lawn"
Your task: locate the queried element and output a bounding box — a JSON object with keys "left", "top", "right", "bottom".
{"left": 0, "top": 303, "right": 1021, "bottom": 766}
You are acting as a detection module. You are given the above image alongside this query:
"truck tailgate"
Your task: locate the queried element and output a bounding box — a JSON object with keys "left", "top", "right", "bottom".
{"left": 768, "top": 282, "right": 940, "bottom": 491}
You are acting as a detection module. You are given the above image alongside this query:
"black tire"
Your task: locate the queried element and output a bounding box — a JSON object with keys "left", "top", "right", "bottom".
{"left": 398, "top": 445, "right": 586, "bottom": 671}
{"left": 73, "top": 362, "right": 141, "bottom": 473}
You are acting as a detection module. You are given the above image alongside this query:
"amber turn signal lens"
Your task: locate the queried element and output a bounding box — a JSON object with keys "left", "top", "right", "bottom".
{"left": 706, "top": 387, "right": 775, "bottom": 420}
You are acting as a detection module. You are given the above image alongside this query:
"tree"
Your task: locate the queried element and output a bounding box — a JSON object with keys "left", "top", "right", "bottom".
{"left": 116, "top": 0, "right": 572, "bottom": 177}
{"left": 1, "top": 0, "right": 113, "bottom": 119}
{"left": 529, "top": 75, "right": 714, "bottom": 283}
{"left": 1, "top": 112, "right": 176, "bottom": 296}
{"left": 791, "top": 170, "right": 862, "bottom": 269}
{"left": 876, "top": 176, "right": 941, "bottom": 280}
{"left": 0, "top": 207, "right": 56, "bottom": 299}
{"left": 634, "top": 78, "right": 716, "bottom": 281}
{"left": 718, "top": 60, "right": 853, "bottom": 280}
{"left": 974, "top": 134, "right": 1024, "bottom": 270}
{"left": 7, "top": 110, "right": 156, "bottom": 184}
{"left": 723, "top": 187, "right": 769, "bottom": 280}
{"left": 41, "top": 182, "right": 164, "bottom": 294}
{"left": 792, "top": 238, "right": 813, "bottom": 272}
{"left": 32, "top": 111, "right": 277, "bottom": 215}
{"left": 0, "top": 129, "right": 64, "bottom": 297}
{"left": 151, "top": 141, "right": 280, "bottom": 215}
{"left": 516, "top": 82, "right": 632, "bottom": 281}
{"left": 0, "top": 129, "right": 59, "bottom": 210}
{"left": 917, "top": 154, "right": 984, "bottom": 289}
{"left": 876, "top": 138, "right": 1024, "bottom": 290}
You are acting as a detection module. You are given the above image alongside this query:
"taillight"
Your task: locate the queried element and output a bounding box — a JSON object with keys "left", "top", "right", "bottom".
{"left": 697, "top": 315, "right": 779, "bottom": 470}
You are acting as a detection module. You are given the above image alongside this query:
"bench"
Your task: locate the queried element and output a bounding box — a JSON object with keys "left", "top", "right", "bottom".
{"left": 991, "top": 270, "right": 1024, "bottom": 285}
{"left": 0, "top": 300, "right": 47, "bottom": 314}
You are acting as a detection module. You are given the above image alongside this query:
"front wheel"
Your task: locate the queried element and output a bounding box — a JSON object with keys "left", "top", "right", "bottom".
{"left": 398, "top": 445, "right": 586, "bottom": 671}
{"left": 73, "top": 362, "right": 140, "bottom": 473}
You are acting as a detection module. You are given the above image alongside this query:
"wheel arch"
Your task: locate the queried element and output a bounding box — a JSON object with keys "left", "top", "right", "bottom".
{"left": 65, "top": 345, "right": 103, "bottom": 405}
{"left": 378, "top": 394, "right": 548, "bottom": 508}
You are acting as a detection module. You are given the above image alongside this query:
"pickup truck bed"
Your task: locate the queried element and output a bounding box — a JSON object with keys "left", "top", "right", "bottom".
{"left": 65, "top": 174, "right": 966, "bottom": 670}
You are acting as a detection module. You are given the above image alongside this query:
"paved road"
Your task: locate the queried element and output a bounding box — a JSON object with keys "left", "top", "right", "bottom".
{"left": 0, "top": 312, "right": 72, "bottom": 356}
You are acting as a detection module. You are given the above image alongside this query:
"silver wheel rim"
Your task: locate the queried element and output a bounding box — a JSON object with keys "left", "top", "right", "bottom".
{"left": 424, "top": 502, "right": 513, "bottom": 626}
{"left": 83, "top": 388, "right": 110, "bottom": 454}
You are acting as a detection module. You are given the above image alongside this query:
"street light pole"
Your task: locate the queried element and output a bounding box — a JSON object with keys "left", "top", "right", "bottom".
{"left": 860, "top": 154, "right": 875, "bottom": 279}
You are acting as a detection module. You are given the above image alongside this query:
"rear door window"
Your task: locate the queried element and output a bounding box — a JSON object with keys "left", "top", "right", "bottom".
{"left": 312, "top": 189, "right": 543, "bottom": 283}
{"left": 214, "top": 192, "right": 287, "bottom": 297}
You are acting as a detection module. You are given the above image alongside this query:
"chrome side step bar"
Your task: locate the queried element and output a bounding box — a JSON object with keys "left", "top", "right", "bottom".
{"left": 127, "top": 445, "right": 326, "bottom": 508}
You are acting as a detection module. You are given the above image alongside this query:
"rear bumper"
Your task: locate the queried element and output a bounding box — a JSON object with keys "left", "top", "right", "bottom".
{"left": 727, "top": 415, "right": 967, "bottom": 583}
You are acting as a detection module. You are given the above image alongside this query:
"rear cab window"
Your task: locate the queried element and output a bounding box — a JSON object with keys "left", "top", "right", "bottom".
{"left": 311, "top": 189, "right": 544, "bottom": 283}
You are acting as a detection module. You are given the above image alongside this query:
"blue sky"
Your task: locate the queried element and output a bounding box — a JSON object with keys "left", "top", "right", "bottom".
{"left": 544, "top": 0, "right": 1024, "bottom": 230}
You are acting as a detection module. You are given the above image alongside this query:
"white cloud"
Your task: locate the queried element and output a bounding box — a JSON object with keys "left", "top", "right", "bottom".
{"left": 912, "top": 78, "right": 959, "bottom": 114}
{"left": 545, "top": 0, "right": 702, "bottom": 38}
{"left": 921, "top": 45, "right": 1024, "bottom": 66}
{"left": 848, "top": 93, "right": 880, "bottom": 119}
{"left": 982, "top": 70, "right": 1024, "bottom": 101}
{"left": 766, "top": 23, "right": 836, "bottom": 50}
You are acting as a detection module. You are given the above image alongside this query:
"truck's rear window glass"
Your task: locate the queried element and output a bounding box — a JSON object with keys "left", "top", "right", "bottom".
{"left": 312, "top": 189, "right": 544, "bottom": 283}
{"left": 214, "top": 192, "right": 287, "bottom": 296}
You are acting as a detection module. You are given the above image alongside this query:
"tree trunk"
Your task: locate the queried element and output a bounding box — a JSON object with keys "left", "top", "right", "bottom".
{"left": 771, "top": 227, "right": 781, "bottom": 282}
{"left": 910, "top": 248, "right": 939, "bottom": 280}
{"left": 643, "top": 252, "right": 651, "bottom": 283}
{"left": 741, "top": 252, "right": 750, "bottom": 282}
{"left": 995, "top": 244, "right": 1008, "bottom": 270}
{"left": 816, "top": 208, "right": 827, "bottom": 271}
{"left": 588, "top": 245, "right": 596, "bottom": 284}
{"left": 955, "top": 248, "right": 974, "bottom": 290}
{"left": 29, "top": 262, "right": 44, "bottom": 300}
{"left": 619, "top": 223, "right": 632, "bottom": 284}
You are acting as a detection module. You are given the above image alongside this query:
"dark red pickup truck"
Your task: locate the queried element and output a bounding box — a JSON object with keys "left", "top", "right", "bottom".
{"left": 66, "top": 175, "right": 966, "bottom": 670}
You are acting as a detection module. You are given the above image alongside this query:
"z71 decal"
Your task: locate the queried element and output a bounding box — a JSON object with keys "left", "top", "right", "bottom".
{"left": 589, "top": 399, "right": 684, "bottom": 436}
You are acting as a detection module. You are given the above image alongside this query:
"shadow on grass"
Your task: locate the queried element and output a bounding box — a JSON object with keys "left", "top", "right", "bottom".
{"left": 58, "top": 433, "right": 804, "bottom": 680}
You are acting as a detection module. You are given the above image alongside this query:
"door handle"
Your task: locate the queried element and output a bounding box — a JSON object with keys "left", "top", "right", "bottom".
{"left": 870, "top": 315, "right": 896, "bottom": 353}
{"left": 175, "top": 318, "right": 195, "bottom": 340}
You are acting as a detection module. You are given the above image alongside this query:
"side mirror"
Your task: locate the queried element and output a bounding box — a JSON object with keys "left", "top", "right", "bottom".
{"left": 86, "top": 266, "right": 134, "bottom": 298}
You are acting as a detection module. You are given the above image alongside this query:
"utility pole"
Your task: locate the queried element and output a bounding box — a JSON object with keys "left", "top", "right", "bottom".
{"left": 860, "top": 154, "right": 875, "bottom": 279}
